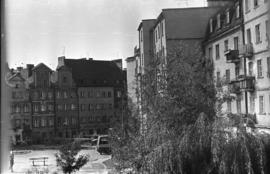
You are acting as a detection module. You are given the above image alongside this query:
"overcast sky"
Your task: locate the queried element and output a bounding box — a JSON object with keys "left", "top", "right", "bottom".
{"left": 6, "top": 0, "right": 206, "bottom": 69}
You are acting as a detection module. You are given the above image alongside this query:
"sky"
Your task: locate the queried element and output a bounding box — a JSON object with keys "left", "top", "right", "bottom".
{"left": 6, "top": 0, "right": 206, "bottom": 69}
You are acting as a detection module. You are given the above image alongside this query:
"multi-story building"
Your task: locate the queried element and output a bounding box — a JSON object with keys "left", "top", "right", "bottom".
{"left": 7, "top": 72, "right": 31, "bottom": 144}
{"left": 55, "top": 65, "right": 79, "bottom": 138}
{"left": 242, "top": 0, "right": 269, "bottom": 127}
{"left": 58, "top": 57, "right": 126, "bottom": 137}
{"left": 29, "top": 63, "right": 55, "bottom": 144}
{"left": 204, "top": 0, "right": 244, "bottom": 115}
{"left": 204, "top": 0, "right": 270, "bottom": 127}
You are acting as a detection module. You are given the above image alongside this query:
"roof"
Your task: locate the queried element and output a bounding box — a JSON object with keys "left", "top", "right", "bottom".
{"left": 155, "top": 7, "right": 221, "bottom": 39}
{"left": 125, "top": 56, "right": 136, "bottom": 62}
{"left": 32, "top": 63, "right": 52, "bottom": 72}
{"left": 64, "top": 59, "right": 124, "bottom": 87}
{"left": 137, "top": 19, "right": 156, "bottom": 31}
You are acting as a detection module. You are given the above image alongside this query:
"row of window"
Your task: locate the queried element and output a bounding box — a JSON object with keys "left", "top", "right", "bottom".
{"left": 56, "top": 91, "right": 76, "bottom": 99}
{"left": 209, "top": 37, "right": 239, "bottom": 60}
{"left": 57, "top": 117, "right": 77, "bottom": 126}
{"left": 80, "top": 103, "right": 113, "bottom": 112}
{"left": 57, "top": 103, "right": 77, "bottom": 111}
{"left": 246, "top": 20, "right": 269, "bottom": 44}
{"left": 209, "top": 3, "right": 240, "bottom": 33}
{"left": 32, "top": 91, "right": 54, "bottom": 100}
{"left": 33, "top": 118, "right": 54, "bottom": 128}
{"left": 80, "top": 115, "right": 110, "bottom": 123}
{"left": 33, "top": 103, "right": 54, "bottom": 112}
{"left": 79, "top": 90, "right": 112, "bottom": 98}
{"left": 14, "top": 119, "right": 30, "bottom": 128}
{"left": 216, "top": 57, "right": 270, "bottom": 85}
{"left": 227, "top": 94, "right": 270, "bottom": 114}
{"left": 12, "top": 91, "right": 29, "bottom": 99}
{"left": 154, "top": 20, "right": 165, "bottom": 42}
{"left": 11, "top": 104, "right": 30, "bottom": 113}
{"left": 245, "top": 0, "right": 268, "bottom": 13}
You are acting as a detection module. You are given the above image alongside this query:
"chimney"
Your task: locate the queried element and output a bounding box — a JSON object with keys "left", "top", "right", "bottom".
{"left": 27, "top": 64, "right": 34, "bottom": 77}
{"left": 58, "top": 56, "right": 65, "bottom": 69}
{"left": 207, "top": 0, "right": 234, "bottom": 7}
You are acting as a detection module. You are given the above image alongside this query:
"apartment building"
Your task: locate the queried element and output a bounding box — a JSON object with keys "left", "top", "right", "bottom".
{"left": 243, "top": 0, "right": 270, "bottom": 127}
{"left": 55, "top": 65, "right": 79, "bottom": 138}
{"left": 29, "top": 63, "right": 55, "bottom": 144}
{"left": 58, "top": 57, "right": 126, "bottom": 136}
{"left": 7, "top": 72, "right": 31, "bottom": 144}
{"left": 204, "top": 0, "right": 245, "bottom": 115}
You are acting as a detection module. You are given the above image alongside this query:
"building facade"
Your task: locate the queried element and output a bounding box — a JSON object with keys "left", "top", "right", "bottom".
{"left": 243, "top": 0, "right": 269, "bottom": 126}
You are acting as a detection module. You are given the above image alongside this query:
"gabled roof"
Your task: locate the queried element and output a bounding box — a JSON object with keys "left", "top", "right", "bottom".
{"left": 32, "top": 63, "right": 52, "bottom": 72}
{"left": 155, "top": 7, "right": 221, "bottom": 39}
{"left": 64, "top": 59, "right": 124, "bottom": 87}
{"left": 8, "top": 73, "right": 25, "bottom": 82}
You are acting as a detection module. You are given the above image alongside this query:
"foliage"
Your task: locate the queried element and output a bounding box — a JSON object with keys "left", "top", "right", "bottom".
{"left": 111, "top": 41, "right": 270, "bottom": 174}
{"left": 55, "top": 142, "right": 89, "bottom": 174}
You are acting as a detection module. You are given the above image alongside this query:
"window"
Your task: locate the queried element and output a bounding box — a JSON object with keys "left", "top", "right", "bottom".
{"left": 255, "top": 24, "right": 261, "bottom": 44}
{"left": 71, "top": 104, "right": 76, "bottom": 110}
{"left": 217, "top": 14, "right": 221, "bottom": 29}
{"left": 226, "top": 69, "right": 230, "bottom": 83}
{"left": 102, "top": 91, "right": 106, "bottom": 98}
{"left": 140, "top": 30, "right": 143, "bottom": 42}
{"left": 209, "top": 47, "right": 212, "bottom": 59}
{"left": 245, "top": 0, "right": 250, "bottom": 12}
{"left": 72, "top": 117, "right": 77, "bottom": 125}
{"left": 235, "top": 66, "right": 240, "bottom": 78}
{"left": 266, "top": 20, "right": 269, "bottom": 42}
{"left": 267, "top": 57, "right": 270, "bottom": 77}
{"left": 254, "top": 0, "right": 258, "bottom": 7}
{"left": 224, "top": 40, "right": 229, "bottom": 52}
{"left": 24, "top": 104, "right": 29, "bottom": 112}
{"left": 15, "top": 119, "right": 21, "bottom": 128}
{"left": 57, "top": 104, "right": 63, "bottom": 111}
{"left": 226, "top": 10, "right": 230, "bottom": 24}
{"left": 257, "top": 59, "right": 263, "bottom": 77}
{"left": 34, "top": 104, "right": 39, "bottom": 112}
{"left": 63, "top": 76, "right": 67, "bottom": 83}
{"left": 57, "top": 91, "right": 61, "bottom": 99}
{"left": 41, "top": 104, "right": 46, "bottom": 112}
{"left": 259, "top": 96, "right": 265, "bottom": 114}
{"left": 248, "top": 62, "right": 254, "bottom": 76}
{"left": 161, "top": 21, "right": 164, "bottom": 36}
{"left": 48, "top": 104, "right": 54, "bottom": 111}
{"left": 117, "top": 91, "right": 122, "bottom": 98}
{"left": 81, "top": 104, "right": 85, "bottom": 111}
{"left": 250, "top": 95, "right": 255, "bottom": 113}
{"left": 158, "top": 25, "right": 160, "bottom": 39}
{"left": 48, "top": 92, "right": 53, "bottom": 99}
{"left": 236, "top": 4, "right": 240, "bottom": 18}
{"left": 247, "top": 28, "right": 252, "bottom": 44}
{"left": 234, "top": 37, "right": 239, "bottom": 50}
{"left": 210, "top": 18, "right": 213, "bottom": 32}
{"left": 63, "top": 117, "right": 69, "bottom": 126}
{"left": 227, "top": 101, "right": 231, "bottom": 113}
{"left": 34, "top": 119, "right": 39, "bottom": 128}
{"left": 236, "top": 98, "right": 241, "bottom": 114}
{"left": 88, "top": 91, "right": 94, "bottom": 98}
{"left": 80, "top": 91, "right": 85, "bottom": 97}
{"left": 216, "top": 71, "right": 221, "bottom": 87}
{"left": 215, "top": 44, "right": 220, "bottom": 60}
{"left": 41, "top": 118, "right": 46, "bottom": 127}
{"left": 63, "top": 91, "right": 68, "bottom": 98}
{"left": 48, "top": 118, "right": 54, "bottom": 127}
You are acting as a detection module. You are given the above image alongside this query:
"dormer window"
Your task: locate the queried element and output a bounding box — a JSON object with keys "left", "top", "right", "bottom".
{"left": 210, "top": 18, "right": 213, "bottom": 33}
{"left": 226, "top": 10, "right": 230, "bottom": 24}
{"left": 217, "top": 14, "right": 221, "bottom": 29}
{"left": 236, "top": 4, "right": 240, "bottom": 18}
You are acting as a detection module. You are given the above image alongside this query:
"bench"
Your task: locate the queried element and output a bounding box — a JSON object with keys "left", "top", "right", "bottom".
{"left": 29, "top": 157, "right": 48, "bottom": 166}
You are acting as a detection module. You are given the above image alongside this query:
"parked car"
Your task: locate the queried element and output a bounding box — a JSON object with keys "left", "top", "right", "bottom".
{"left": 96, "top": 135, "right": 111, "bottom": 155}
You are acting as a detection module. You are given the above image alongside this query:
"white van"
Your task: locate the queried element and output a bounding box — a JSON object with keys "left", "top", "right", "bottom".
{"left": 96, "top": 135, "right": 111, "bottom": 155}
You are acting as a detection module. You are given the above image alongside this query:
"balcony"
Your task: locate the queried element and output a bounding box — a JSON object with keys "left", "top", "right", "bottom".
{"left": 225, "top": 50, "right": 240, "bottom": 63}
{"left": 229, "top": 75, "right": 255, "bottom": 93}
{"left": 239, "top": 43, "right": 253, "bottom": 58}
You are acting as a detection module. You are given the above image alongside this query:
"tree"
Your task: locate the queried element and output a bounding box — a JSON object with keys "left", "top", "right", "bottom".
{"left": 55, "top": 142, "right": 89, "bottom": 174}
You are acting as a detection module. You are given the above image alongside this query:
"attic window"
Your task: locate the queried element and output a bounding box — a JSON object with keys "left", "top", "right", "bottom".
{"left": 210, "top": 18, "right": 213, "bottom": 33}
{"left": 226, "top": 10, "right": 230, "bottom": 24}
{"left": 236, "top": 4, "right": 240, "bottom": 18}
{"left": 217, "top": 14, "right": 221, "bottom": 29}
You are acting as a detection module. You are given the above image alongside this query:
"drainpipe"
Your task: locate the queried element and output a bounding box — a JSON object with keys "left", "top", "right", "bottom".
{"left": 240, "top": 0, "right": 249, "bottom": 118}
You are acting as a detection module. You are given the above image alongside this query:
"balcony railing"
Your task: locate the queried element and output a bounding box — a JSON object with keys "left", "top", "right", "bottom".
{"left": 229, "top": 75, "right": 255, "bottom": 93}
{"left": 225, "top": 50, "right": 240, "bottom": 63}
{"left": 239, "top": 43, "right": 253, "bottom": 58}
